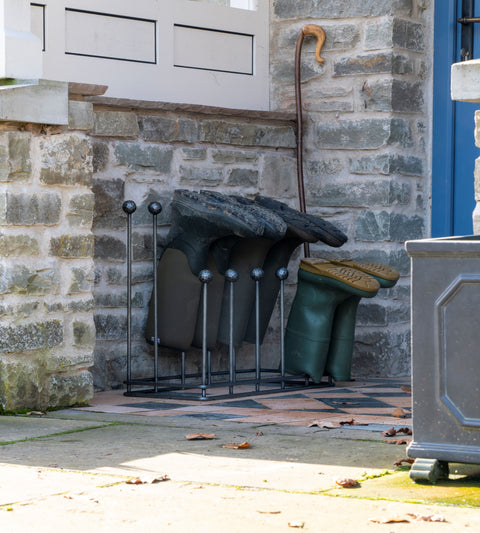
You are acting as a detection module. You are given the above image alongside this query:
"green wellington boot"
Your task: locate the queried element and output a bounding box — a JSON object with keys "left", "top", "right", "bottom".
{"left": 284, "top": 261, "right": 380, "bottom": 383}
{"left": 320, "top": 259, "right": 400, "bottom": 381}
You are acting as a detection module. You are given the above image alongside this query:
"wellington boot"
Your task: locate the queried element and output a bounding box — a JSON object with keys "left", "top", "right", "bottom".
{"left": 284, "top": 263, "right": 379, "bottom": 383}
{"left": 312, "top": 258, "right": 399, "bottom": 381}
{"left": 145, "top": 190, "right": 263, "bottom": 351}
{"left": 145, "top": 248, "right": 202, "bottom": 351}
{"left": 165, "top": 189, "right": 263, "bottom": 276}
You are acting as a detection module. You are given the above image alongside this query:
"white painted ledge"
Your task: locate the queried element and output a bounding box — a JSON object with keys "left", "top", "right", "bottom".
{"left": 0, "top": 79, "right": 68, "bottom": 124}
{"left": 451, "top": 59, "right": 480, "bottom": 102}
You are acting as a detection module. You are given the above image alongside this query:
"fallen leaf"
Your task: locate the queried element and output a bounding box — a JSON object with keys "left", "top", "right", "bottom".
{"left": 385, "top": 438, "right": 411, "bottom": 445}
{"left": 401, "top": 385, "right": 412, "bottom": 394}
{"left": 256, "top": 431, "right": 264, "bottom": 436}
{"left": 370, "top": 516, "right": 410, "bottom": 524}
{"left": 407, "top": 513, "right": 447, "bottom": 522}
{"left": 397, "top": 427, "right": 412, "bottom": 435}
{"left": 151, "top": 475, "right": 170, "bottom": 483}
{"left": 308, "top": 418, "right": 367, "bottom": 429}
{"left": 334, "top": 477, "right": 358, "bottom": 488}
{"left": 392, "top": 408, "right": 407, "bottom": 418}
{"left": 288, "top": 521, "right": 305, "bottom": 528}
{"left": 222, "top": 441, "right": 250, "bottom": 449}
{"left": 26, "top": 411, "right": 46, "bottom": 416}
{"left": 126, "top": 478, "right": 145, "bottom": 485}
{"left": 185, "top": 433, "right": 216, "bottom": 440}
{"left": 257, "top": 510, "right": 281, "bottom": 515}
{"left": 382, "top": 427, "right": 397, "bottom": 437}
{"left": 394, "top": 458, "right": 415, "bottom": 467}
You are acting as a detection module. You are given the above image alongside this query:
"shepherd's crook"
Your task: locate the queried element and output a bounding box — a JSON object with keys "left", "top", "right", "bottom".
{"left": 295, "top": 24, "right": 326, "bottom": 258}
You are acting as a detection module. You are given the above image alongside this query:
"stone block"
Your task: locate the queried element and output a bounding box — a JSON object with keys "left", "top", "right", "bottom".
{"left": 140, "top": 116, "right": 198, "bottom": 143}
{"left": 273, "top": 0, "right": 413, "bottom": 19}
{"left": 39, "top": 134, "right": 93, "bottom": 187}
{"left": 69, "top": 267, "right": 93, "bottom": 294}
{"left": 68, "top": 193, "right": 94, "bottom": 228}
{"left": 355, "top": 210, "right": 391, "bottom": 241}
{"left": 182, "top": 147, "right": 207, "bottom": 161}
{"left": 95, "top": 291, "right": 144, "bottom": 308}
{"left": 316, "top": 118, "right": 412, "bottom": 150}
{"left": 0, "top": 320, "right": 63, "bottom": 354}
{"left": 0, "top": 263, "right": 59, "bottom": 295}
{"left": 67, "top": 299, "right": 95, "bottom": 313}
{"left": 113, "top": 142, "right": 173, "bottom": 173}
{"left": 390, "top": 213, "right": 424, "bottom": 241}
{"left": 0, "top": 233, "right": 39, "bottom": 256}
{"left": 45, "top": 352, "right": 94, "bottom": 374}
{"left": 356, "top": 302, "right": 388, "bottom": 326}
{"left": 135, "top": 191, "right": 172, "bottom": 226}
{"left": 212, "top": 149, "right": 259, "bottom": 164}
{"left": 362, "top": 79, "right": 423, "bottom": 112}
{"left": 179, "top": 166, "right": 224, "bottom": 186}
{"left": 198, "top": 120, "right": 296, "bottom": 148}
{"left": 392, "top": 18, "right": 425, "bottom": 52}
{"left": 94, "top": 313, "right": 127, "bottom": 340}
{"left": 271, "top": 60, "right": 326, "bottom": 86}
{"left": 260, "top": 153, "right": 297, "bottom": 197}
{"left": 93, "top": 111, "right": 140, "bottom": 138}
{"left": 68, "top": 100, "right": 94, "bottom": 131}
{"left": 226, "top": 168, "right": 259, "bottom": 187}
{"left": 50, "top": 235, "right": 94, "bottom": 258}
{"left": 272, "top": 22, "right": 359, "bottom": 52}
{"left": 310, "top": 180, "right": 391, "bottom": 208}
{"left": 389, "top": 181, "right": 411, "bottom": 205}
{"left": 334, "top": 52, "right": 414, "bottom": 76}
{"left": 349, "top": 154, "right": 423, "bottom": 176}
{"left": 0, "top": 358, "right": 44, "bottom": 410}
{"left": 93, "top": 235, "right": 126, "bottom": 260}
{"left": 73, "top": 320, "right": 96, "bottom": 347}
{"left": 46, "top": 370, "right": 94, "bottom": 408}
{"left": 307, "top": 159, "right": 344, "bottom": 175}
{"left": 0, "top": 131, "right": 32, "bottom": 182}
{"left": 92, "top": 141, "right": 110, "bottom": 173}
{"left": 92, "top": 177, "right": 125, "bottom": 231}
{"left": 3, "top": 192, "right": 61, "bottom": 225}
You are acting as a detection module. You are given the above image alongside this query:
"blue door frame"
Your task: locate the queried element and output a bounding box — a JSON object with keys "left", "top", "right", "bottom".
{"left": 432, "top": 1, "right": 478, "bottom": 237}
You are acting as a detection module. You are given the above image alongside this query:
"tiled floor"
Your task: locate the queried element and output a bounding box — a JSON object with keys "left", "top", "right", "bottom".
{"left": 75, "top": 377, "right": 412, "bottom": 428}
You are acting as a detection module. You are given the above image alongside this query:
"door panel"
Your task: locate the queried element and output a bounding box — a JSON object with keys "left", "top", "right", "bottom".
{"left": 432, "top": 0, "right": 480, "bottom": 237}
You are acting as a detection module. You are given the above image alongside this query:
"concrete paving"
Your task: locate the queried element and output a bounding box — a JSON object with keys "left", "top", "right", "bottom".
{"left": 1, "top": 407, "right": 479, "bottom": 532}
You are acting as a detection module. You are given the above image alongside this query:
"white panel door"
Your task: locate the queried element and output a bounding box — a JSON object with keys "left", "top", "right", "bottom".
{"left": 31, "top": 0, "right": 269, "bottom": 110}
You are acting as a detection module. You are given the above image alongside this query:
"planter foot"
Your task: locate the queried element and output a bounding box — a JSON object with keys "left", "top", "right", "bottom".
{"left": 409, "top": 458, "right": 449, "bottom": 484}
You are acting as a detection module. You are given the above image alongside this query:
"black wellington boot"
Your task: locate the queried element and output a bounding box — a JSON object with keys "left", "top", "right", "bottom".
{"left": 211, "top": 194, "right": 288, "bottom": 347}
{"left": 145, "top": 189, "right": 263, "bottom": 351}
{"left": 243, "top": 196, "right": 348, "bottom": 345}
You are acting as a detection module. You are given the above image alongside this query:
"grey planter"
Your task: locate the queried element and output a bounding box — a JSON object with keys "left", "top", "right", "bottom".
{"left": 405, "top": 236, "right": 480, "bottom": 483}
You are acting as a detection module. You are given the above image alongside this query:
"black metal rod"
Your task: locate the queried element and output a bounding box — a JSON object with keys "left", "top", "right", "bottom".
{"left": 251, "top": 268, "right": 264, "bottom": 392}
{"left": 148, "top": 202, "right": 162, "bottom": 392}
{"left": 122, "top": 200, "right": 137, "bottom": 393}
{"left": 181, "top": 351, "right": 186, "bottom": 389}
{"left": 225, "top": 269, "right": 239, "bottom": 394}
{"left": 199, "top": 269, "right": 212, "bottom": 399}
{"left": 276, "top": 267, "right": 288, "bottom": 389}
{"left": 459, "top": 0, "right": 475, "bottom": 61}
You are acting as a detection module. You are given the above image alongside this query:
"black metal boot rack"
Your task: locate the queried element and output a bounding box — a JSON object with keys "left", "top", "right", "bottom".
{"left": 122, "top": 200, "right": 333, "bottom": 400}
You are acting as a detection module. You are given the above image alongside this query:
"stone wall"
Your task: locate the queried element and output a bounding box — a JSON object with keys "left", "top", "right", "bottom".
{"left": 0, "top": 124, "right": 95, "bottom": 410}
{"left": 88, "top": 100, "right": 299, "bottom": 389}
{"left": 270, "top": 0, "right": 433, "bottom": 377}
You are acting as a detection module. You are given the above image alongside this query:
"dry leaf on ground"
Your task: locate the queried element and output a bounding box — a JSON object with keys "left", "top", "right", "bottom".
{"left": 26, "top": 411, "right": 46, "bottom": 416}
{"left": 407, "top": 513, "right": 447, "bottom": 522}
{"left": 257, "top": 510, "right": 281, "bottom": 515}
{"left": 151, "top": 475, "right": 170, "bottom": 483}
{"left": 385, "top": 438, "right": 411, "bottom": 445}
{"left": 288, "top": 521, "right": 305, "bottom": 528}
{"left": 397, "top": 427, "right": 413, "bottom": 435}
{"left": 334, "top": 477, "right": 358, "bottom": 488}
{"left": 185, "top": 433, "right": 216, "bottom": 440}
{"left": 370, "top": 516, "right": 410, "bottom": 524}
{"left": 222, "top": 441, "right": 250, "bottom": 449}
{"left": 394, "top": 458, "right": 415, "bottom": 467}
{"left": 382, "top": 427, "right": 398, "bottom": 437}
{"left": 401, "top": 385, "right": 412, "bottom": 394}
{"left": 308, "top": 418, "right": 366, "bottom": 429}
{"left": 392, "top": 408, "right": 408, "bottom": 418}
{"left": 126, "top": 478, "right": 144, "bottom": 485}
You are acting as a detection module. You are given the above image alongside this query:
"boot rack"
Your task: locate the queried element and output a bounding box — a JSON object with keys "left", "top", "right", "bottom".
{"left": 122, "top": 200, "right": 333, "bottom": 400}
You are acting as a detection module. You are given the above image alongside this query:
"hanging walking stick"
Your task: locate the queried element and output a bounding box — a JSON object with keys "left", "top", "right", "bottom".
{"left": 295, "top": 24, "right": 326, "bottom": 258}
